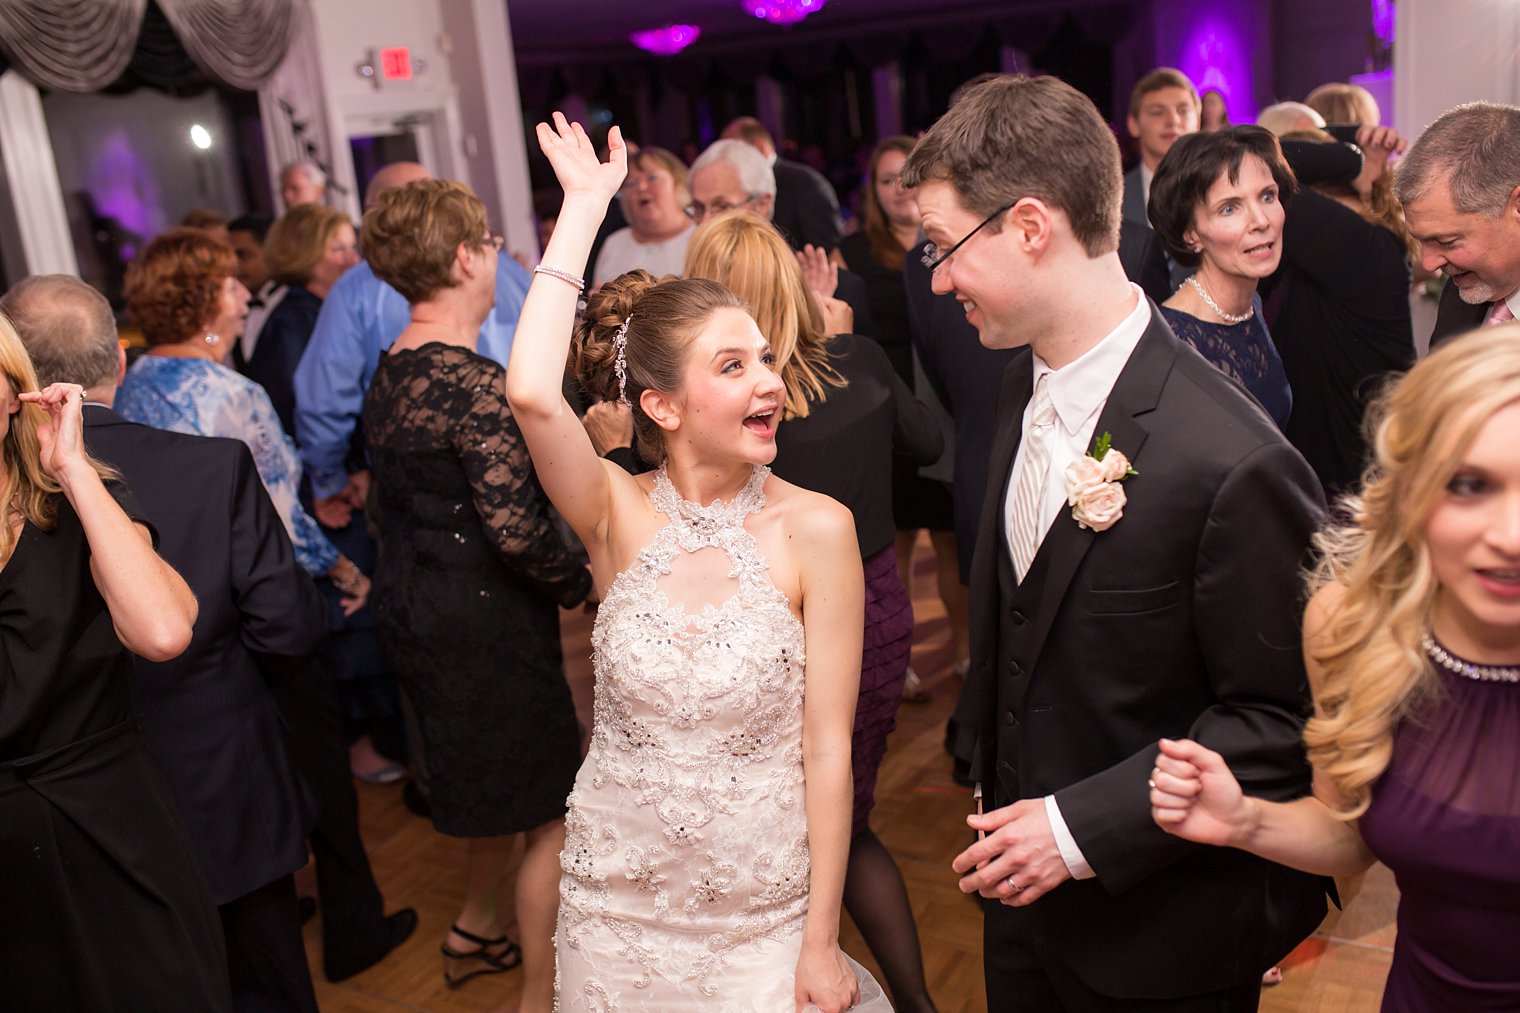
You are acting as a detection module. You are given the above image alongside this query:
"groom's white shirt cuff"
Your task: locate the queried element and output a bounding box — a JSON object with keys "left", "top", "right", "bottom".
{"left": 1044, "top": 796, "right": 1096, "bottom": 880}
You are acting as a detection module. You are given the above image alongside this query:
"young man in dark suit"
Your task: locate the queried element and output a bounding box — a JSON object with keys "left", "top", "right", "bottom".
{"left": 899, "top": 75, "right": 1327, "bottom": 1011}
{"left": 2, "top": 275, "right": 415, "bottom": 1002}
{"left": 1397, "top": 101, "right": 1520, "bottom": 351}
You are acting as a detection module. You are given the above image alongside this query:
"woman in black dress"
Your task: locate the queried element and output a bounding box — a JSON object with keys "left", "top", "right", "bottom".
{"left": 687, "top": 209, "right": 943, "bottom": 1012}
{"left": 0, "top": 327, "right": 221, "bottom": 1010}
{"left": 360, "top": 179, "right": 591, "bottom": 1010}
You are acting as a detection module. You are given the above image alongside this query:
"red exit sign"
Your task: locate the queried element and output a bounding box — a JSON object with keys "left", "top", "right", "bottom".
{"left": 380, "top": 47, "right": 412, "bottom": 80}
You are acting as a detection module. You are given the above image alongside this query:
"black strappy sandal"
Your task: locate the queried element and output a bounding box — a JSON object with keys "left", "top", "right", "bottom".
{"left": 440, "top": 922, "right": 523, "bottom": 989}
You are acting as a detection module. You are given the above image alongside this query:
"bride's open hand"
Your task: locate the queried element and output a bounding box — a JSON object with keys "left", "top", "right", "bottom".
{"left": 794, "top": 942, "right": 859, "bottom": 1013}
{"left": 535, "top": 111, "right": 626, "bottom": 203}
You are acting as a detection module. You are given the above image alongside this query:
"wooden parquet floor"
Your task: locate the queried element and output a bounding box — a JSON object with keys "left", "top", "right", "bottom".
{"left": 303, "top": 535, "right": 1396, "bottom": 1012}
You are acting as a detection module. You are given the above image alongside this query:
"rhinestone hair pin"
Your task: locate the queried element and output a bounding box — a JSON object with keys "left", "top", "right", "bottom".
{"left": 613, "top": 313, "right": 633, "bottom": 407}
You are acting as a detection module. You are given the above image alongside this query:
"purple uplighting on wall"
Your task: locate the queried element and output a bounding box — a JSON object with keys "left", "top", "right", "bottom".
{"left": 1177, "top": 17, "right": 1253, "bottom": 123}
{"left": 1371, "top": 0, "right": 1395, "bottom": 47}
{"left": 747, "top": 0, "right": 828, "bottom": 26}
{"left": 630, "top": 24, "right": 701, "bottom": 56}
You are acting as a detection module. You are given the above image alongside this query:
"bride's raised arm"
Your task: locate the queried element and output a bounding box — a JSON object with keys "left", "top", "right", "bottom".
{"left": 505, "top": 112, "right": 629, "bottom": 544}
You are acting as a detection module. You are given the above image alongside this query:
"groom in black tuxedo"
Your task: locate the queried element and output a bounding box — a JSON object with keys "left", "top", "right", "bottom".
{"left": 899, "top": 75, "right": 1328, "bottom": 1010}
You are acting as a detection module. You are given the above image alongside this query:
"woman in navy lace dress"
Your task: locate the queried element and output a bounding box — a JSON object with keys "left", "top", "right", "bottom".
{"left": 1150, "top": 326, "right": 1520, "bottom": 1011}
{"left": 1148, "top": 126, "right": 1293, "bottom": 431}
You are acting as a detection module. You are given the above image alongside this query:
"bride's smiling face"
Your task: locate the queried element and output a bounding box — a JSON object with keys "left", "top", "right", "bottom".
{"left": 662, "top": 307, "right": 785, "bottom": 465}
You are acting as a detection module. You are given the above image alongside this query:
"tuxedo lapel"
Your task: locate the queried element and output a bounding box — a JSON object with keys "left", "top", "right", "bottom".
{"left": 1005, "top": 309, "right": 1176, "bottom": 703}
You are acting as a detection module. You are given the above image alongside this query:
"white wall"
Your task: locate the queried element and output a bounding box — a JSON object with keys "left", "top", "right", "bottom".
{"left": 1395, "top": 0, "right": 1520, "bottom": 138}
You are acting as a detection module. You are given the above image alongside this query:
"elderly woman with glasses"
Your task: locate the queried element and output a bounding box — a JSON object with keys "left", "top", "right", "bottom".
{"left": 590, "top": 146, "right": 693, "bottom": 287}
{"left": 359, "top": 179, "right": 591, "bottom": 1009}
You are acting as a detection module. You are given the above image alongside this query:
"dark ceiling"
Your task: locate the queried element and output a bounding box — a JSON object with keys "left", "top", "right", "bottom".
{"left": 505, "top": 0, "right": 1057, "bottom": 62}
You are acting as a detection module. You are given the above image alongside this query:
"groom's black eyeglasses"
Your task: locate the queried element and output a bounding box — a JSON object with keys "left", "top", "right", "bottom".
{"left": 921, "top": 201, "right": 1017, "bottom": 272}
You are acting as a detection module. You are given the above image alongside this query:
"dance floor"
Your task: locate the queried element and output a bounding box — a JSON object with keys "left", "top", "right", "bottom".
{"left": 304, "top": 534, "right": 1396, "bottom": 1012}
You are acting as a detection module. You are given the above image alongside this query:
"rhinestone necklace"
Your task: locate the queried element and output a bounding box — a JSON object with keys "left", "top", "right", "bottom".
{"left": 1185, "top": 275, "right": 1253, "bottom": 324}
{"left": 1422, "top": 634, "right": 1520, "bottom": 683}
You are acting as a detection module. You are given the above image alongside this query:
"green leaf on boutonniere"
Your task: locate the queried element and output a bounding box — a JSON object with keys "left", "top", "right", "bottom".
{"left": 1092, "top": 431, "right": 1112, "bottom": 460}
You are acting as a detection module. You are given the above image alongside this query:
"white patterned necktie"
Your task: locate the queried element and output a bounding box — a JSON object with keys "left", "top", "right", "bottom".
{"left": 1007, "top": 374, "right": 1057, "bottom": 582}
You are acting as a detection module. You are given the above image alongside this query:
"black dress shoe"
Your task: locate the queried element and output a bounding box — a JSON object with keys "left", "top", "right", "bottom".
{"left": 324, "top": 908, "right": 419, "bottom": 982}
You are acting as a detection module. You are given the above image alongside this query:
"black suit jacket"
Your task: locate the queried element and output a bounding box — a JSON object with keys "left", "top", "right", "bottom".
{"left": 1429, "top": 281, "right": 1491, "bottom": 350}
{"left": 85, "top": 406, "right": 325, "bottom": 905}
{"left": 771, "top": 157, "right": 843, "bottom": 252}
{"left": 958, "top": 310, "right": 1327, "bottom": 997}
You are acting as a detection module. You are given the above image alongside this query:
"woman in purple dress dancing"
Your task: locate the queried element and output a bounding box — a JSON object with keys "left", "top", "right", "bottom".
{"left": 1148, "top": 325, "right": 1520, "bottom": 1011}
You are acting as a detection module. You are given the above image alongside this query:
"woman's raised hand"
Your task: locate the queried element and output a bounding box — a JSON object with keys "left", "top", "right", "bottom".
{"left": 535, "top": 112, "right": 627, "bottom": 203}
{"left": 19, "top": 383, "right": 89, "bottom": 483}
{"left": 1149, "top": 737, "right": 1257, "bottom": 849}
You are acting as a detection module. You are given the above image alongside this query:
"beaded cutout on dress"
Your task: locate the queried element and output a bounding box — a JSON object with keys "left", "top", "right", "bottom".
{"left": 555, "top": 465, "right": 812, "bottom": 1011}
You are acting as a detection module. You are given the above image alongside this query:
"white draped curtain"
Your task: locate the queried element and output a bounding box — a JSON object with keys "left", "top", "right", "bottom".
{"left": 0, "top": 0, "right": 298, "bottom": 93}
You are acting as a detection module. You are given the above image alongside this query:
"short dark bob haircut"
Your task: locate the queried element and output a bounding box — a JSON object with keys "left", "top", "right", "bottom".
{"left": 1147, "top": 125, "right": 1296, "bottom": 268}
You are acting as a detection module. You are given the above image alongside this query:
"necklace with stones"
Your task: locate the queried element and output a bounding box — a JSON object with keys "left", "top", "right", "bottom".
{"left": 1422, "top": 633, "right": 1520, "bottom": 683}
{"left": 1185, "top": 275, "right": 1253, "bottom": 324}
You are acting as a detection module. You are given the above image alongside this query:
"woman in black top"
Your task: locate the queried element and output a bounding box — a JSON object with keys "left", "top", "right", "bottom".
{"left": 687, "top": 210, "right": 943, "bottom": 1013}
{"left": 0, "top": 329, "right": 218, "bottom": 1010}
{"left": 837, "top": 135, "right": 967, "bottom": 694}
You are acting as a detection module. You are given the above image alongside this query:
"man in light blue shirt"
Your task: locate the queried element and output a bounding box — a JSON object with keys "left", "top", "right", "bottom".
{"left": 293, "top": 162, "right": 532, "bottom": 525}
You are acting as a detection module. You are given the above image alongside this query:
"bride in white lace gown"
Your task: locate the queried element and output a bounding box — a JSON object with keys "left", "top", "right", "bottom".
{"left": 507, "top": 113, "right": 892, "bottom": 1013}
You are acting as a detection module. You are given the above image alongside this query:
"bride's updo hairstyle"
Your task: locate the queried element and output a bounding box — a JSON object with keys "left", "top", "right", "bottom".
{"left": 574, "top": 270, "right": 746, "bottom": 462}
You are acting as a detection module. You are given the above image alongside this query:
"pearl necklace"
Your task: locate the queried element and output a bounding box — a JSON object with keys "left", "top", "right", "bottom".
{"left": 1185, "top": 275, "right": 1253, "bottom": 324}
{"left": 1422, "top": 634, "right": 1520, "bottom": 683}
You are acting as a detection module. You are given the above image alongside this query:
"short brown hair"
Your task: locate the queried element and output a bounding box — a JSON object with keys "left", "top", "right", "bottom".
{"left": 722, "top": 116, "right": 773, "bottom": 150}
{"left": 1128, "top": 67, "right": 1200, "bottom": 120}
{"left": 1394, "top": 101, "right": 1520, "bottom": 217}
{"left": 898, "top": 74, "right": 1122, "bottom": 258}
{"left": 627, "top": 147, "right": 691, "bottom": 209}
{"left": 362, "top": 179, "right": 489, "bottom": 304}
{"left": 1147, "top": 125, "right": 1297, "bottom": 267}
{"left": 264, "top": 204, "right": 353, "bottom": 287}
{"left": 574, "top": 272, "right": 746, "bottom": 462}
{"left": 0, "top": 275, "right": 121, "bottom": 389}
{"left": 123, "top": 228, "right": 238, "bottom": 345}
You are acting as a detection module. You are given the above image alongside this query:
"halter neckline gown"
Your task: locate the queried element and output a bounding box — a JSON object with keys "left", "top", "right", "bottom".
{"left": 554, "top": 466, "right": 890, "bottom": 1011}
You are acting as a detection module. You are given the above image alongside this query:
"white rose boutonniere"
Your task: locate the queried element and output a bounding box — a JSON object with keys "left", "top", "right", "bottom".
{"left": 1065, "top": 432, "right": 1137, "bottom": 532}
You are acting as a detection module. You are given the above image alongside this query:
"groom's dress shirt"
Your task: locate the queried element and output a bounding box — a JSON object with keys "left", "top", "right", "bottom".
{"left": 1003, "top": 285, "right": 1149, "bottom": 880}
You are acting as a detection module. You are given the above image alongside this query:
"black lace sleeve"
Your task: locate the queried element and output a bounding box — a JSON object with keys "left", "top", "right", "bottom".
{"left": 454, "top": 363, "right": 591, "bottom": 609}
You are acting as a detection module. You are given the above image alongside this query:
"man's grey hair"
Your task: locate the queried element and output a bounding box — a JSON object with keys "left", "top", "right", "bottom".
{"left": 689, "top": 139, "right": 776, "bottom": 199}
{"left": 1255, "top": 101, "right": 1325, "bottom": 137}
{"left": 281, "top": 158, "right": 326, "bottom": 188}
{"left": 1395, "top": 101, "right": 1520, "bottom": 217}
{"left": 0, "top": 275, "right": 120, "bottom": 389}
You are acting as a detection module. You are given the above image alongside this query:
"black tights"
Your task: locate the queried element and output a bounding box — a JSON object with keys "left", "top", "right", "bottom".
{"left": 843, "top": 828, "right": 938, "bottom": 1013}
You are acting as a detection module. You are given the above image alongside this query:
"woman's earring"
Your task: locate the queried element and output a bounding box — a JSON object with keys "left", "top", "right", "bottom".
{"left": 204, "top": 332, "right": 221, "bottom": 346}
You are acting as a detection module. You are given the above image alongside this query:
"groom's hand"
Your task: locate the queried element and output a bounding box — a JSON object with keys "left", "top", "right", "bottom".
{"left": 953, "top": 799, "right": 1072, "bottom": 907}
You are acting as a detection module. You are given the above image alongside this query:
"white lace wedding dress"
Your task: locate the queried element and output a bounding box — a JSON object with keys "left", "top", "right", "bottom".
{"left": 554, "top": 466, "right": 891, "bottom": 1011}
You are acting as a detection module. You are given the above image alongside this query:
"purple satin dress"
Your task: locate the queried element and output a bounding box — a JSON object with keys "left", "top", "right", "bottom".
{"left": 1359, "top": 664, "right": 1520, "bottom": 1010}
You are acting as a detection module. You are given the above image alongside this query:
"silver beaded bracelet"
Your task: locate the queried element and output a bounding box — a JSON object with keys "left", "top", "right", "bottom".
{"left": 533, "top": 265, "right": 586, "bottom": 292}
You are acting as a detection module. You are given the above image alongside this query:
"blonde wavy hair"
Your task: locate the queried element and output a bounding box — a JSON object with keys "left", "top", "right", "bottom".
{"left": 683, "top": 210, "right": 845, "bottom": 420}
{"left": 1305, "top": 324, "right": 1520, "bottom": 817}
{"left": 0, "top": 313, "right": 116, "bottom": 561}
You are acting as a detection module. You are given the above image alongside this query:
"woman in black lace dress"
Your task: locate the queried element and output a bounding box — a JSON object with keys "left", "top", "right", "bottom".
{"left": 360, "top": 179, "right": 591, "bottom": 1012}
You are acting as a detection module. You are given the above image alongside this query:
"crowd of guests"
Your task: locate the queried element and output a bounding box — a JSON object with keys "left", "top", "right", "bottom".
{"left": 2, "top": 55, "right": 1519, "bottom": 1013}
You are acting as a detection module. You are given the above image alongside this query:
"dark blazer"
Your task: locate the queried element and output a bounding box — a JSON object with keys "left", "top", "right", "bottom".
{"left": 772, "top": 157, "right": 843, "bottom": 252}
{"left": 242, "top": 284, "right": 321, "bottom": 438}
{"left": 957, "top": 309, "right": 1327, "bottom": 998}
{"left": 1429, "top": 282, "right": 1491, "bottom": 350}
{"left": 85, "top": 406, "right": 325, "bottom": 905}
{"left": 1121, "top": 164, "right": 1149, "bottom": 230}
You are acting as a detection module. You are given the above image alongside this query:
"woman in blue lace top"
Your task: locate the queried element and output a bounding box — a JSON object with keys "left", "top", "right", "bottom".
{"left": 1148, "top": 126, "right": 1294, "bottom": 431}
{"left": 117, "top": 228, "right": 369, "bottom": 612}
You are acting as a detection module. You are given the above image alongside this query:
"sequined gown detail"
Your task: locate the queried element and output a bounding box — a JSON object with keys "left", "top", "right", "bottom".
{"left": 554, "top": 466, "right": 818, "bottom": 1010}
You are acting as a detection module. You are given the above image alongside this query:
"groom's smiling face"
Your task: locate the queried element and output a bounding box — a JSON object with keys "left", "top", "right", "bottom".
{"left": 916, "top": 180, "right": 1024, "bottom": 350}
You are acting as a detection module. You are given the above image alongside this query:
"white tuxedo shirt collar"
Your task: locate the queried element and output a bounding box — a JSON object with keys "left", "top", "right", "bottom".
{"left": 1031, "top": 285, "right": 1151, "bottom": 439}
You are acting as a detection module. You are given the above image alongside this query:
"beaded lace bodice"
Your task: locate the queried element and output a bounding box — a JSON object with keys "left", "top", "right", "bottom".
{"left": 556, "top": 465, "right": 812, "bottom": 1005}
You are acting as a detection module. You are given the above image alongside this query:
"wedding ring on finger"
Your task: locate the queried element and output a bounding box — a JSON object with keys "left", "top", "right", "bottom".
{"left": 1006, "top": 876, "right": 1022, "bottom": 894}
